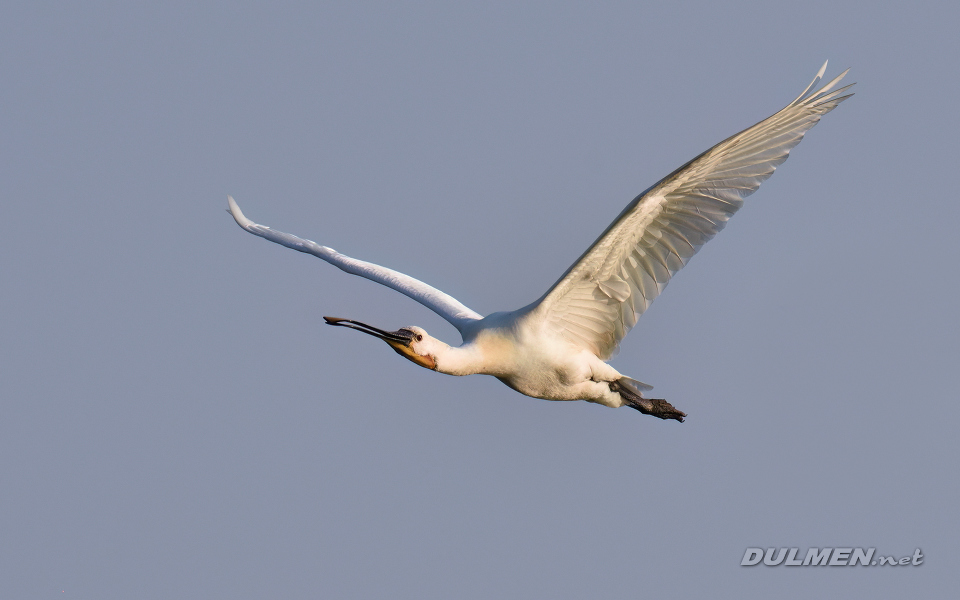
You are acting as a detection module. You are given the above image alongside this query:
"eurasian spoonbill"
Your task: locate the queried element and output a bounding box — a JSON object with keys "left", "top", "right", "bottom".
{"left": 228, "top": 62, "right": 853, "bottom": 422}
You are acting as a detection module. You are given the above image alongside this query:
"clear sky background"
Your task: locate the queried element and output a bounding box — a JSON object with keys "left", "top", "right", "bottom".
{"left": 2, "top": 1, "right": 958, "bottom": 598}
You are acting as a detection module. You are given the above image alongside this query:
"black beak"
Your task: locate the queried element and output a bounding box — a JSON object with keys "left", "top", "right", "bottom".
{"left": 323, "top": 317, "right": 413, "bottom": 345}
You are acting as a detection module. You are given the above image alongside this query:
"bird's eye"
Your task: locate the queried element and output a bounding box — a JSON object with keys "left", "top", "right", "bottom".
{"left": 416, "top": 334, "right": 423, "bottom": 342}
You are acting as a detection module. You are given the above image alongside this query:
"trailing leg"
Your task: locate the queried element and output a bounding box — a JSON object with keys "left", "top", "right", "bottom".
{"left": 609, "top": 379, "right": 686, "bottom": 422}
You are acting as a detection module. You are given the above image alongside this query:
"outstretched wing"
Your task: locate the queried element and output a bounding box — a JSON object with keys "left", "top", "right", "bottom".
{"left": 227, "top": 197, "right": 483, "bottom": 334}
{"left": 530, "top": 62, "right": 854, "bottom": 359}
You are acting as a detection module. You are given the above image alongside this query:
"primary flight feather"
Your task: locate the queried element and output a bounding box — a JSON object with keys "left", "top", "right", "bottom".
{"left": 229, "top": 62, "right": 853, "bottom": 421}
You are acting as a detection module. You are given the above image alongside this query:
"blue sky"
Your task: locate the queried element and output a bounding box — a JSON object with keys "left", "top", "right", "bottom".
{"left": 2, "top": 2, "right": 957, "bottom": 598}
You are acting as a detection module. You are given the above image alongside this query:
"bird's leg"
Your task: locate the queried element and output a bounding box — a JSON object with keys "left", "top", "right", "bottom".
{"left": 609, "top": 380, "right": 686, "bottom": 422}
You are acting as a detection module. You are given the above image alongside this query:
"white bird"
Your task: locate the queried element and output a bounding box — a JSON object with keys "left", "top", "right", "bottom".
{"left": 228, "top": 62, "right": 853, "bottom": 422}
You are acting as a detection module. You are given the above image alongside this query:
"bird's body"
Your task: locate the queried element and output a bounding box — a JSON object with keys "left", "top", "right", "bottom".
{"left": 435, "top": 308, "right": 626, "bottom": 406}
{"left": 229, "top": 62, "right": 854, "bottom": 422}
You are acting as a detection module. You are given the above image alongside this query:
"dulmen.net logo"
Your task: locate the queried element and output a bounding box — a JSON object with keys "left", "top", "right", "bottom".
{"left": 741, "top": 548, "right": 923, "bottom": 567}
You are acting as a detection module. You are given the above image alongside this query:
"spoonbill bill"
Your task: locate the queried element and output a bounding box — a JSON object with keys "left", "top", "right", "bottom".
{"left": 228, "top": 62, "right": 853, "bottom": 422}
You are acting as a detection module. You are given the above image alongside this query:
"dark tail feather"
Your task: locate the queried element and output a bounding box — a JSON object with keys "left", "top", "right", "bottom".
{"left": 609, "top": 379, "right": 686, "bottom": 423}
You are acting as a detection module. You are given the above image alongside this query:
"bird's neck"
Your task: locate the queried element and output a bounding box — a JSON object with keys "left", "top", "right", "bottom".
{"left": 433, "top": 342, "right": 487, "bottom": 377}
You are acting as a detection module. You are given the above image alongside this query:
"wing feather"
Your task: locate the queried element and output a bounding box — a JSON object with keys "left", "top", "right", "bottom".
{"left": 227, "top": 197, "right": 483, "bottom": 334}
{"left": 529, "top": 63, "right": 853, "bottom": 359}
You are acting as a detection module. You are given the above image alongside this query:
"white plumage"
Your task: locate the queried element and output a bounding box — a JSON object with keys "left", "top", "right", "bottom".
{"left": 229, "top": 62, "right": 853, "bottom": 421}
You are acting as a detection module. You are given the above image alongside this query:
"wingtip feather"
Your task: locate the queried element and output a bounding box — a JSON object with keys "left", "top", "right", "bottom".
{"left": 227, "top": 195, "right": 255, "bottom": 230}
{"left": 789, "top": 61, "right": 855, "bottom": 109}
{"left": 790, "top": 60, "right": 834, "bottom": 107}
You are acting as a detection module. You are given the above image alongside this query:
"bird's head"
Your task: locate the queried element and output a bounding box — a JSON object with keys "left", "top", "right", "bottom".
{"left": 323, "top": 317, "right": 438, "bottom": 370}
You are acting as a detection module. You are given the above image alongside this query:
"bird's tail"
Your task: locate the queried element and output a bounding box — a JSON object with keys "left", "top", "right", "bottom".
{"left": 619, "top": 376, "right": 653, "bottom": 392}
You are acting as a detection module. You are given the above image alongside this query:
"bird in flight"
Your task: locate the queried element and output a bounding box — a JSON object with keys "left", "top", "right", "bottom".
{"left": 228, "top": 62, "right": 853, "bottom": 422}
